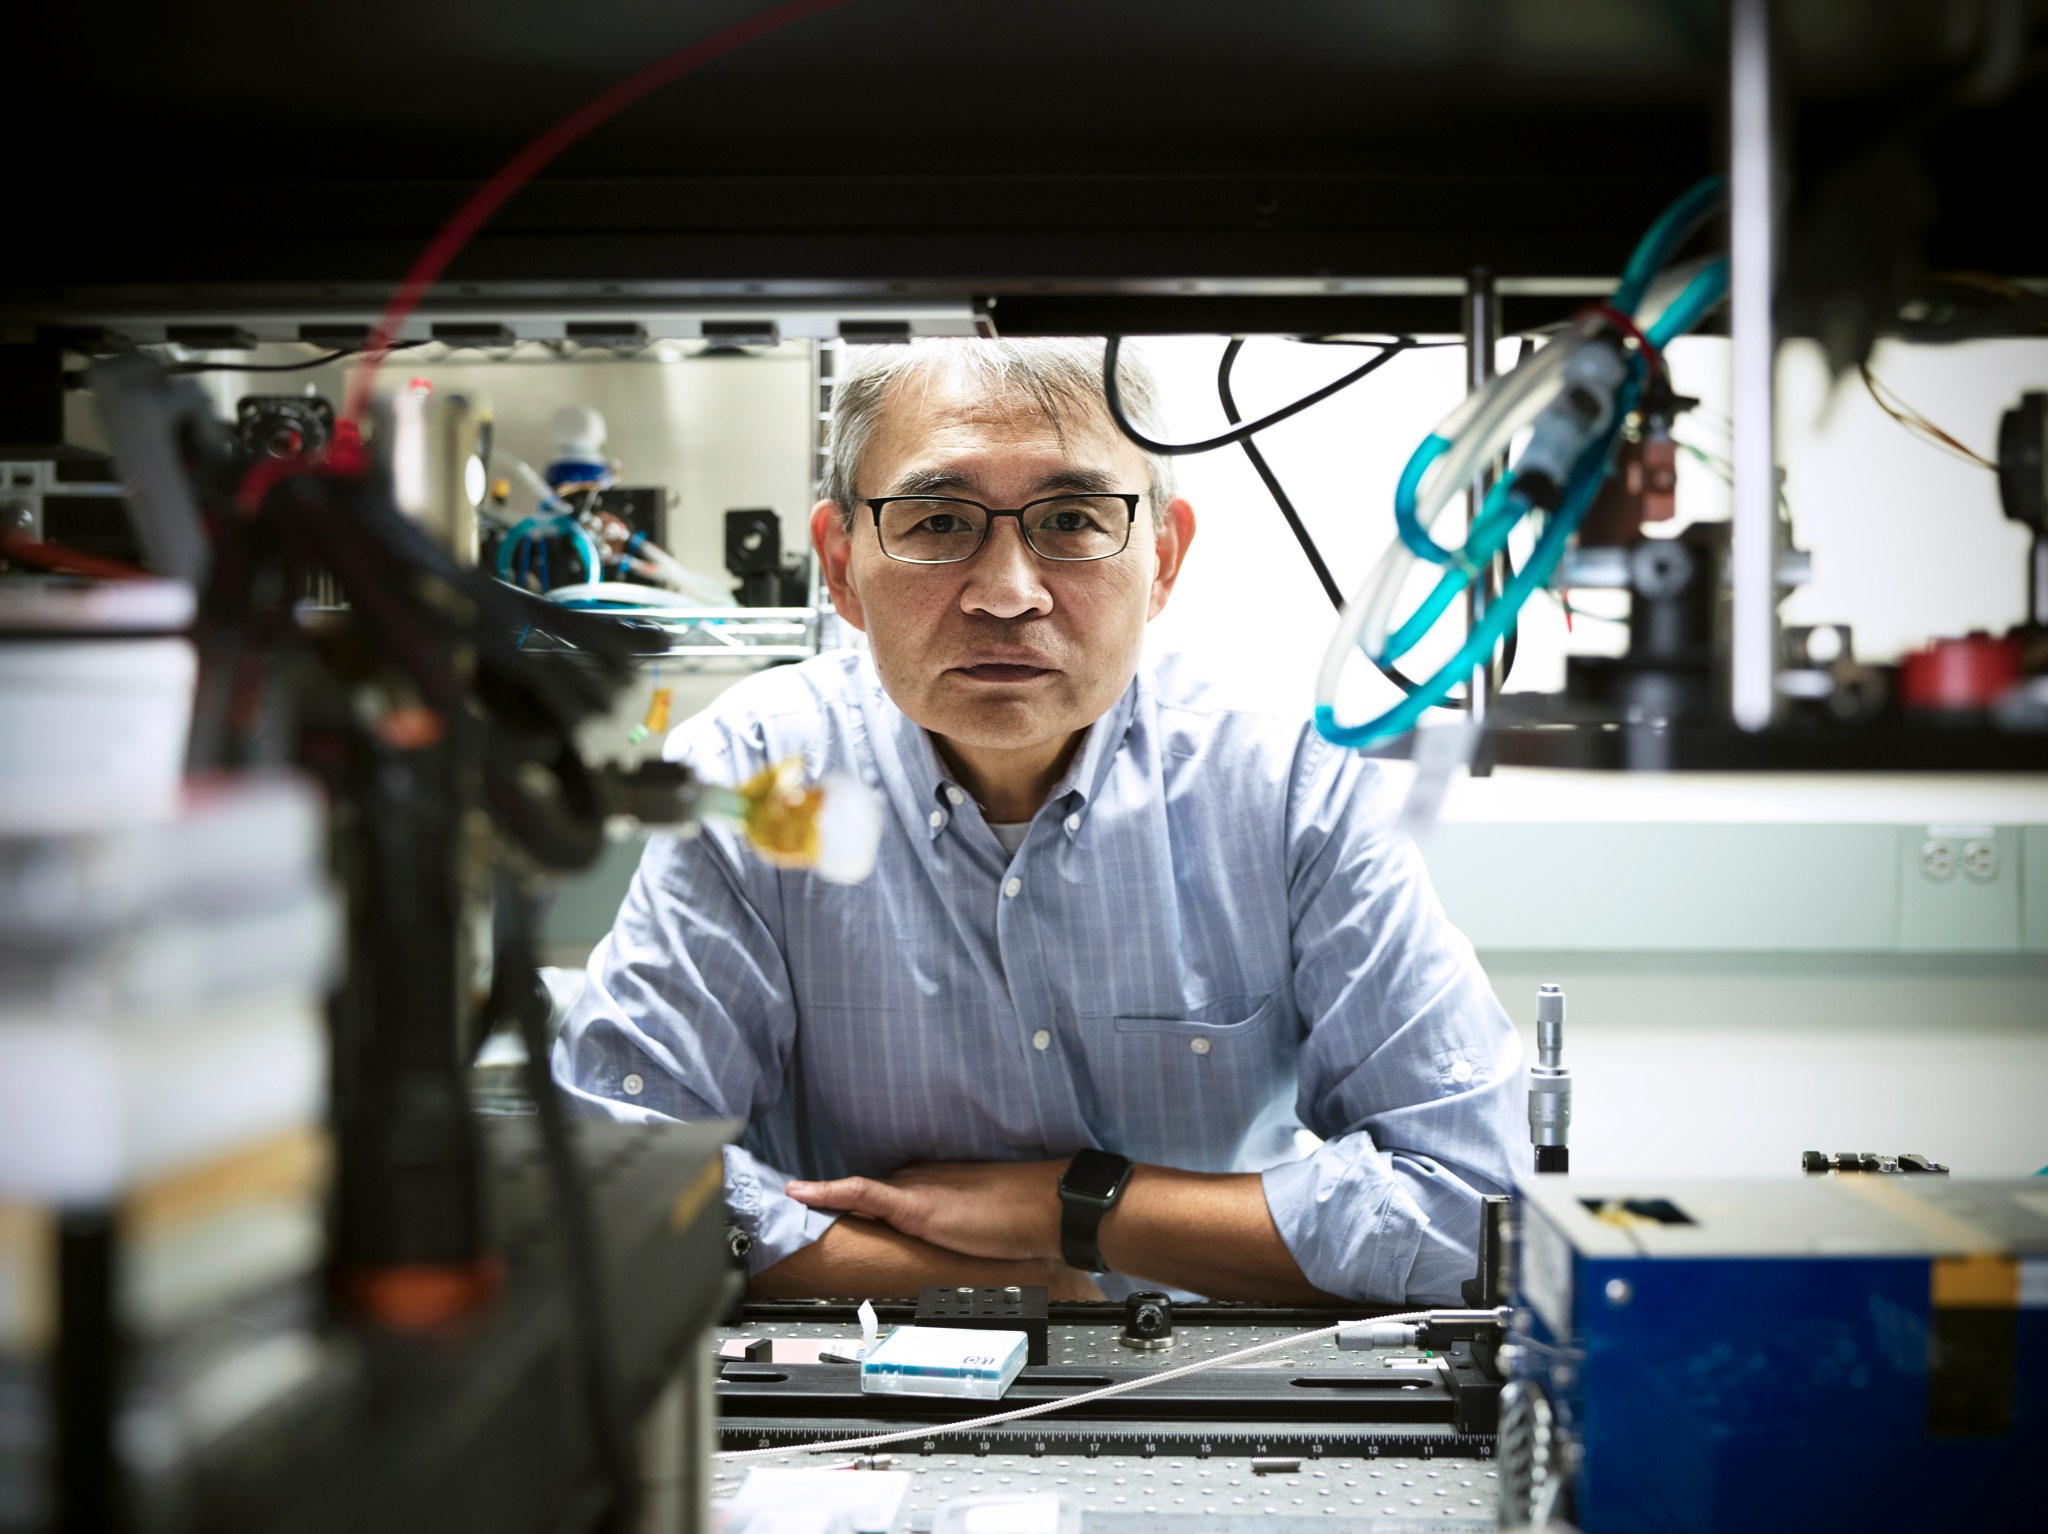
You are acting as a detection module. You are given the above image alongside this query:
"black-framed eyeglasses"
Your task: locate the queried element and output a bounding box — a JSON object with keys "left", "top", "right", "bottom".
{"left": 861, "top": 493, "right": 1141, "bottom": 565}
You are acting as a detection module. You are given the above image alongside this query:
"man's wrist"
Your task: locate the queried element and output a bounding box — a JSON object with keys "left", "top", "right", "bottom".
{"left": 1059, "top": 1150, "right": 1136, "bottom": 1272}
{"left": 1093, "top": 1163, "right": 1145, "bottom": 1275}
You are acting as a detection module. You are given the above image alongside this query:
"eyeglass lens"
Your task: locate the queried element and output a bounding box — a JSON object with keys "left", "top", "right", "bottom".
{"left": 877, "top": 496, "right": 1130, "bottom": 563}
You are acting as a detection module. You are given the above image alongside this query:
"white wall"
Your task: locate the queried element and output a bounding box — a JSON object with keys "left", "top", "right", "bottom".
{"left": 1483, "top": 953, "right": 2048, "bottom": 1178}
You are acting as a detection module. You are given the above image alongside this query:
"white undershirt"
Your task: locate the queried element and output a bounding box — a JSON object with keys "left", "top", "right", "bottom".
{"left": 989, "top": 821, "right": 1030, "bottom": 856}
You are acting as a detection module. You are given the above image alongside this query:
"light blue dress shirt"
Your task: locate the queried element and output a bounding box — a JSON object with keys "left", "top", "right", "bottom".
{"left": 553, "top": 649, "right": 1527, "bottom": 1303}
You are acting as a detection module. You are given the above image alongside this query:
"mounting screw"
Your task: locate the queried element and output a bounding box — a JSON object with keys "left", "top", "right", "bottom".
{"left": 1603, "top": 1277, "right": 1633, "bottom": 1306}
{"left": 1962, "top": 839, "right": 1998, "bottom": 883}
{"left": 1921, "top": 839, "right": 1956, "bottom": 882}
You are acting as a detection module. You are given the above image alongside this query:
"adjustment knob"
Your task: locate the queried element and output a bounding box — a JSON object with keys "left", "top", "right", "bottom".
{"left": 1119, "top": 1290, "right": 1175, "bottom": 1351}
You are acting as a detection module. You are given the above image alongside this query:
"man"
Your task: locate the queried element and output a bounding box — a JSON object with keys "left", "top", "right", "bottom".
{"left": 554, "top": 339, "right": 1525, "bottom": 1303}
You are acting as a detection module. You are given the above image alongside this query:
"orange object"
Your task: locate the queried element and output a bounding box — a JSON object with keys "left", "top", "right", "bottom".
{"left": 739, "top": 758, "right": 826, "bottom": 867}
{"left": 643, "top": 686, "right": 674, "bottom": 736}
{"left": 1932, "top": 1254, "right": 2019, "bottom": 1309}
{"left": 377, "top": 707, "right": 445, "bottom": 749}
{"left": 1, "top": 530, "right": 150, "bottom": 581}
{"left": 342, "top": 1254, "right": 504, "bottom": 1331}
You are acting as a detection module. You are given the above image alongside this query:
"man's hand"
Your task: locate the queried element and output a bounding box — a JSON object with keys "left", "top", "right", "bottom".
{"left": 785, "top": 1160, "right": 1065, "bottom": 1263}
{"left": 749, "top": 1216, "right": 1103, "bottom": 1301}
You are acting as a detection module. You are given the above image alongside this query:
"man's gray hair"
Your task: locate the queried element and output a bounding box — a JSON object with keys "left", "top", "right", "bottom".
{"left": 823, "top": 338, "right": 1177, "bottom": 531}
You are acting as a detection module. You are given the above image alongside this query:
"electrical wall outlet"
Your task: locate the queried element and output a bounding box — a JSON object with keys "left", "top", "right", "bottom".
{"left": 1898, "top": 825, "right": 2021, "bottom": 951}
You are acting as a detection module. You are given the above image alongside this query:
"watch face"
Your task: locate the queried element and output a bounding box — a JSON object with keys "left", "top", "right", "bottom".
{"left": 1064, "top": 1149, "right": 1130, "bottom": 1201}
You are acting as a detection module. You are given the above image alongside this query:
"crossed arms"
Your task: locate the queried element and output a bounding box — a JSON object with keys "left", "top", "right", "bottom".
{"left": 755, "top": 1159, "right": 1338, "bottom": 1302}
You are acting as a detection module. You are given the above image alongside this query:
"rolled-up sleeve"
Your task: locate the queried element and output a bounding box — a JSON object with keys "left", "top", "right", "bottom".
{"left": 551, "top": 735, "right": 838, "bottom": 1276}
{"left": 1260, "top": 735, "right": 1527, "bottom": 1304}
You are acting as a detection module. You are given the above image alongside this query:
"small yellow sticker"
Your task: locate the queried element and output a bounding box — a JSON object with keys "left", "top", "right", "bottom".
{"left": 1932, "top": 1254, "right": 2019, "bottom": 1309}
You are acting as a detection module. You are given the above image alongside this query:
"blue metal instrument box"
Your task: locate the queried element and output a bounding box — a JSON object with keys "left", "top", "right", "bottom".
{"left": 1501, "top": 1177, "right": 2047, "bottom": 1533}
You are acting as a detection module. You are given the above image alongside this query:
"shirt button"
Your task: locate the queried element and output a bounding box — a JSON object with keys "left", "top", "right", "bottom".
{"left": 1450, "top": 1059, "right": 1474, "bottom": 1084}
{"left": 622, "top": 1073, "right": 645, "bottom": 1096}
{"left": 1064, "top": 813, "right": 1081, "bottom": 833}
{"left": 1032, "top": 1030, "right": 1051, "bottom": 1052}
{"left": 1189, "top": 1037, "right": 1211, "bottom": 1056}
{"left": 946, "top": 786, "right": 967, "bottom": 806}
{"left": 928, "top": 809, "right": 945, "bottom": 830}
{"left": 1003, "top": 876, "right": 1022, "bottom": 898}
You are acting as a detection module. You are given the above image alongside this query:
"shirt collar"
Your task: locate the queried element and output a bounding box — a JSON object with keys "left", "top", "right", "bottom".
{"left": 859, "top": 660, "right": 1143, "bottom": 841}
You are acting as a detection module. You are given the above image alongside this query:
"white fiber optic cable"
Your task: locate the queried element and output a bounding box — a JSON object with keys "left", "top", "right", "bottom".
{"left": 713, "top": 1312, "right": 1432, "bottom": 1463}
{"left": 1404, "top": 333, "right": 1582, "bottom": 547}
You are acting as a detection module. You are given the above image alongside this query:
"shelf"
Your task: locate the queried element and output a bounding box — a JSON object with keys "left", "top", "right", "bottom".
{"left": 520, "top": 603, "right": 823, "bottom": 665}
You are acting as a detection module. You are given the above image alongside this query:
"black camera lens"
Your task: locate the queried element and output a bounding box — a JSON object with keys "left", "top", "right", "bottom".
{"left": 237, "top": 395, "right": 334, "bottom": 463}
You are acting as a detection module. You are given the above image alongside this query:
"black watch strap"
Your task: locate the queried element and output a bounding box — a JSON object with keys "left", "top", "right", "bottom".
{"left": 1059, "top": 1150, "right": 1134, "bottom": 1274}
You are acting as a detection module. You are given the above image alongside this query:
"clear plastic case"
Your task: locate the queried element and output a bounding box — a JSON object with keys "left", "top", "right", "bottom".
{"left": 858, "top": 1324, "right": 1027, "bottom": 1400}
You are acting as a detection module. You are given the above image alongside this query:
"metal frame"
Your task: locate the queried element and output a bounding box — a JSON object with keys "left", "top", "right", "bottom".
{"left": 1463, "top": 269, "right": 1503, "bottom": 733}
{"left": 515, "top": 606, "right": 822, "bottom": 667}
{"left": 1728, "top": 0, "right": 1783, "bottom": 732}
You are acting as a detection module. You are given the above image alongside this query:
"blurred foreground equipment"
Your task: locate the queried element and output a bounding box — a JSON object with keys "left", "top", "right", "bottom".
{"left": 0, "top": 772, "right": 338, "bottom": 1534}
{"left": 0, "top": 352, "right": 861, "bottom": 1531}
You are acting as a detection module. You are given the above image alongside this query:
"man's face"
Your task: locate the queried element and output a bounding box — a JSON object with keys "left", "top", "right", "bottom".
{"left": 813, "top": 364, "right": 1194, "bottom": 759}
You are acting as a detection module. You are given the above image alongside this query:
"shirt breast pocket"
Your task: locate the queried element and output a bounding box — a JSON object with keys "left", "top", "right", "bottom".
{"left": 1111, "top": 991, "right": 1286, "bottom": 1045}
{"left": 1070, "top": 992, "right": 1296, "bottom": 1169}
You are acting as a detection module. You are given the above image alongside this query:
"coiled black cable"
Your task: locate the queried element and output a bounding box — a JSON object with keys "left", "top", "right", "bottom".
{"left": 1102, "top": 334, "right": 1412, "bottom": 456}
{"left": 1212, "top": 339, "right": 1465, "bottom": 709}
{"left": 1099, "top": 334, "right": 1519, "bottom": 709}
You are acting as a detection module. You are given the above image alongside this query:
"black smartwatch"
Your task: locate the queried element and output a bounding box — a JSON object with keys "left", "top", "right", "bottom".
{"left": 1058, "top": 1149, "right": 1134, "bottom": 1274}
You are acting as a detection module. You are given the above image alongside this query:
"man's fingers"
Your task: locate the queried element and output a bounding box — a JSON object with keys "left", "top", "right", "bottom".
{"left": 787, "top": 1176, "right": 903, "bottom": 1222}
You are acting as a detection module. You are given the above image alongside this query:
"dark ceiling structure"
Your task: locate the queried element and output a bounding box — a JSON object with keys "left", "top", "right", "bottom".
{"left": 6, "top": 0, "right": 2044, "bottom": 334}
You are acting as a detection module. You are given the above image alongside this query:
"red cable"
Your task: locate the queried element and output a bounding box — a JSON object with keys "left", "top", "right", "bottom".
{"left": 1578, "top": 301, "right": 1664, "bottom": 379}
{"left": 334, "top": 0, "right": 858, "bottom": 435}
{"left": 1, "top": 530, "right": 151, "bottom": 581}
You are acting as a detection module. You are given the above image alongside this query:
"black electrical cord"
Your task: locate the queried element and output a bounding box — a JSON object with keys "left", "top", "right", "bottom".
{"left": 1103, "top": 334, "right": 1414, "bottom": 455}
{"left": 165, "top": 339, "right": 427, "bottom": 374}
{"left": 1478, "top": 546, "right": 1521, "bottom": 689}
{"left": 1294, "top": 336, "right": 1469, "bottom": 350}
{"left": 1214, "top": 338, "right": 1464, "bottom": 711}
{"left": 1214, "top": 340, "right": 1347, "bottom": 608}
